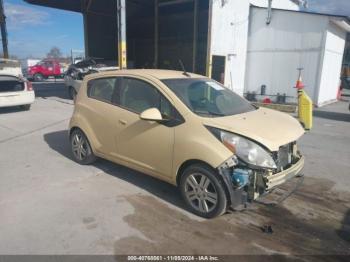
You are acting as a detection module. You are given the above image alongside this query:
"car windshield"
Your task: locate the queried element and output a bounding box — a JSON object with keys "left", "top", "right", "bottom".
{"left": 162, "top": 78, "right": 256, "bottom": 117}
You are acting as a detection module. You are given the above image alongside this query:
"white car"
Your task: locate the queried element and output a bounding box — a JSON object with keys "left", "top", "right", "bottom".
{"left": 0, "top": 59, "right": 35, "bottom": 111}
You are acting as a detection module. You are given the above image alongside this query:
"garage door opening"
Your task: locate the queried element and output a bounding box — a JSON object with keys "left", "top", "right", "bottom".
{"left": 211, "top": 55, "right": 226, "bottom": 84}
{"left": 126, "top": 0, "right": 209, "bottom": 75}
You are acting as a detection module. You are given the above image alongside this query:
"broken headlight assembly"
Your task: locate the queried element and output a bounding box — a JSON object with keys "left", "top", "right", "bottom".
{"left": 208, "top": 127, "right": 277, "bottom": 169}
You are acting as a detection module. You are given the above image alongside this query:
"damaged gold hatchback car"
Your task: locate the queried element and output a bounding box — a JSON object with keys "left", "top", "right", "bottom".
{"left": 69, "top": 69, "right": 305, "bottom": 218}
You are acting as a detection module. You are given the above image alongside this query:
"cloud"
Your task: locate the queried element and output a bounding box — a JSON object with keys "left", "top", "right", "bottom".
{"left": 5, "top": 3, "right": 50, "bottom": 30}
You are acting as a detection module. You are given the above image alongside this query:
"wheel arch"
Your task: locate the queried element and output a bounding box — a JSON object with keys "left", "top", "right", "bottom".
{"left": 69, "top": 125, "right": 97, "bottom": 154}
{"left": 176, "top": 159, "right": 216, "bottom": 186}
{"left": 176, "top": 159, "right": 232, "bottom": 205}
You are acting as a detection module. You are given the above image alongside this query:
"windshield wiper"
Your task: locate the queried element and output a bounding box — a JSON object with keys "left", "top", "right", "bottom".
{"left": 194, "top": 110, "right": 225, "bottom": 117}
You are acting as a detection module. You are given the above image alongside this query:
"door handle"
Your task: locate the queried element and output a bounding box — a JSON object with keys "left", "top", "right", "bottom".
{"left": 119, "top": 119, "right": 127, "bottom": 125}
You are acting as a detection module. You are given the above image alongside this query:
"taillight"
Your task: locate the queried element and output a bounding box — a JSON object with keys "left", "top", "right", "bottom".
{"left": 26, "top": 81, "right": 33, "bottom": 91}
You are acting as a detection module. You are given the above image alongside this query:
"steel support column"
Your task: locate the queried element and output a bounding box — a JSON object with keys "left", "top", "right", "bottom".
{"left": 206, "top": 0, "right": 213, "bottom": 77}
{"left": 192, "top": 0, "right": 198, "bottom": 72}
{"left": 117, "top": 0, "right": 127, "bottom": 69}
{"left": 154, "top": 0, "right": 159, "bottom": 68}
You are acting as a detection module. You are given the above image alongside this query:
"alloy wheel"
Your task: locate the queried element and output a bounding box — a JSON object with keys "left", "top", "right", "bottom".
{"left": 72, "top": 132, "right": 89, "bottom": 161}
{"left": 184, "top": 173, "right": 218, "bottom": 213}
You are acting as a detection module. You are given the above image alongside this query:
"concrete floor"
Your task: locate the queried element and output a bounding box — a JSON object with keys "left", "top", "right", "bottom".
{"left": 0, "top": 83, "right": 349, "bottom": 257}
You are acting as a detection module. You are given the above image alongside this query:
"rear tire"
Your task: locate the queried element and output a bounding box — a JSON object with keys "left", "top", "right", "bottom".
{"left": 33, "top": 73, "right": 44, "bottom": 82}
{"left": 180, "top": 164, "right": 227, "bottom": 218}
{"left": 20, "top": 104, "right": 31, "bottom": 111}
{"left": 69, "top": 86, "right": 77, "bottom": 101}
{"left": 70, "top": 129, "right": 97, "bottom": 165}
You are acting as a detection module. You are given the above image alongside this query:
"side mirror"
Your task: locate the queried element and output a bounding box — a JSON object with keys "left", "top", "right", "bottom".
{"left": 140, "top": 108, "right": 163, "bottom": 122}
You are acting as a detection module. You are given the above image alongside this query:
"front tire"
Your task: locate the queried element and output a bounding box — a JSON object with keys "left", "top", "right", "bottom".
{"left": 180, "top": 164, "right": 227, "bottom": 218}
{"left": 33, "top": 73, "right": 44, "bottom": 82}
{"left": 70, "top": 129, "right": 97, "bottom": 165}
{"left": 69, "top": 86, "right": 77, "bottom": 101}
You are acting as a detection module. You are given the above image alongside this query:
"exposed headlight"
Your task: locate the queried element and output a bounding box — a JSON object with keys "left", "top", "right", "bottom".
{"left": 209, "top": 128, "right": 277, "bottom": 169}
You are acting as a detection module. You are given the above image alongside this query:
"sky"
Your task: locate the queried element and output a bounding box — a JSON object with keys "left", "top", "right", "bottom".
{"left": 4, "top": 0, "right": 84, "bottom": 58}
{"left": 3, "top": 0, "right": 350, "bottom": 59}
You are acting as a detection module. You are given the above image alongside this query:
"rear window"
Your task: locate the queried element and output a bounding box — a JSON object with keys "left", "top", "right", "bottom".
{"left": 0, "top": 76, "right": 24, "bottom": 93}
{"left": 0, "top": 60, "right": 21, "bottom": 70}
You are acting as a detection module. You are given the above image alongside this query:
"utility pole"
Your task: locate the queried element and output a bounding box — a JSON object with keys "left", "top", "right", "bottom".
{"left": 0, "top": 0, "right": 8, "bottom": 58}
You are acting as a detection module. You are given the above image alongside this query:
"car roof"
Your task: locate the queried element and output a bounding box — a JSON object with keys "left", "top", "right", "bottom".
{"left": 95, "top": 69, "right": 204, "bottom": 80}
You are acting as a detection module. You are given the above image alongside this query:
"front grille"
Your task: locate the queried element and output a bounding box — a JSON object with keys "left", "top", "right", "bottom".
{"left": 276, "top": 143, "right": 293, "bottom": 171}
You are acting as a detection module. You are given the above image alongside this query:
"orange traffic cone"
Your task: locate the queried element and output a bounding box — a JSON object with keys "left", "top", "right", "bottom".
{"left": 295, "top": 75, "right": 305, "bottom": 90}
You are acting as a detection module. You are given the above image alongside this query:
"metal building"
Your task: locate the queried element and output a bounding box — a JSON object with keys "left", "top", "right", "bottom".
{"left": 25, "top": 0, "right": 211, "bottom": 77}
{"left": 246, "top": 6, "right": 350, "bottom": 106}
{"left": 25, "top": 0, "right": 349, "bottom": 106}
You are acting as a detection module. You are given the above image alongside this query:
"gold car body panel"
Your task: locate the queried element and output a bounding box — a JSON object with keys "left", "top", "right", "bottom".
{"left": 202, "top": 107, "right": 305, "bottom": 152}
{"left": 69, "top": 69, "right": 304, "bottom": 186}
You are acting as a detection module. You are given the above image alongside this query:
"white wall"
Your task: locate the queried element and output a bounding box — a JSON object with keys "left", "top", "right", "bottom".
{"left": 245, "top": 7, "right": 332, "bottom": 104}
{"left": 250, "top": 0, "right": 300, "bottom": 10}
{"left": 210, "top": 0, "right": 250, "bottom": 95}
{"left": 317, "top": 22, "right": 346, "bottom": 105}
{"left": 210, "top": 1, "right": 347, "bottom": 105}
{"left": 209, "top": 0, "right": 300, "bottom": 96}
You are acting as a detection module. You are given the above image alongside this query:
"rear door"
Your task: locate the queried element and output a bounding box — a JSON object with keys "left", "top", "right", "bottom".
{"left": 83, "top": 76, "right": 122, "bottom": 155}
{"left": 112, "top": 76, "right": 176, "bottom": 178}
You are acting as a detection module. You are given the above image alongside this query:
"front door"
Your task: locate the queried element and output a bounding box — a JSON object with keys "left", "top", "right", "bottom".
{"left": 113, "top": 77, "right": 175, "bottom": 178}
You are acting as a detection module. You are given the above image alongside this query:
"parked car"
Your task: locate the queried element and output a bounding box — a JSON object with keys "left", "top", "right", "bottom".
{"left": 27, "top": 59, "right": 64, "bottom": 82}
{"left": 64, "top": 58, "right": 118, "bottom": 100}
{"left": 69, "top": 69, "right": 305, "bottom": 218}
{"left": 0, "top": 59, "right": 35, "bottom": 111}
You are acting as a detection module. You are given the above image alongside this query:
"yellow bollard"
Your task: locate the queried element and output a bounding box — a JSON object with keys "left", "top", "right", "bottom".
{"left": 298, "top": 89, "right": 313, "bottom": 130}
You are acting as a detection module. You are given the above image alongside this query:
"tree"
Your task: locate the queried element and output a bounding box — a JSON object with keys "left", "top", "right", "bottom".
{"left": 47, "top": 47, "right": 62, "bottom": 59}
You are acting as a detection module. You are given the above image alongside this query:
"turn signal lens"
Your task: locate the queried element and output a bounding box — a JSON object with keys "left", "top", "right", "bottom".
{"left": 223, "top": 139, "right": 236, "bottom": 153}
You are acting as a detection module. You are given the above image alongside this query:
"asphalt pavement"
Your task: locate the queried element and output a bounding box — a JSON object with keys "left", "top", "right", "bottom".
{"left": 0, "top": 82, "right": 349, "bottom": 258}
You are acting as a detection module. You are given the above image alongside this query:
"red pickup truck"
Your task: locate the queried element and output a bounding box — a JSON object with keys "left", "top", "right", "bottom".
{"left": 27, "top": 59, "right": 64, "bottom": 82}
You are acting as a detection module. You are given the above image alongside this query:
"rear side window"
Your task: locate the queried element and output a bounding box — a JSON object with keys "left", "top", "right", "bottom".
{"left": 88, "top": 77, "right": 118, "bottom": 103}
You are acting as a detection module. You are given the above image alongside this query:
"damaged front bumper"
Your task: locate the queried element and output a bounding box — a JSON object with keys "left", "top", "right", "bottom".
{"left": 265, "top": 156, "right": 304, "bottom": 190}
{"left": 218, "top": 153, "right": 305, "bottom": 210}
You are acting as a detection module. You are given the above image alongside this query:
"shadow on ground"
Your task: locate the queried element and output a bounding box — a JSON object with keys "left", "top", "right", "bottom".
{"left": 338, "top": 209, "right": 350, "bottom": 243}
{"left": 43, "top": 130, "right": 185, "bottom": 211}
{"left": 313, "top": 110, "right": 350, "bottom": 122}
{"left": 0, "top": 106, "right": 27, "bottom": 114}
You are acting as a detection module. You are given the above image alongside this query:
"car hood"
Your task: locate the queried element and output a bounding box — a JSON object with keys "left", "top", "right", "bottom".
{"left": 202, "top": 107, "right": 305, "bottom": 152}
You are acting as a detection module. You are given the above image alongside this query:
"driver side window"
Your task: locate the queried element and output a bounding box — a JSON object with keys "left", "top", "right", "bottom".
{"left": 119, "top": 78, "right": 174, "bottom": 119}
